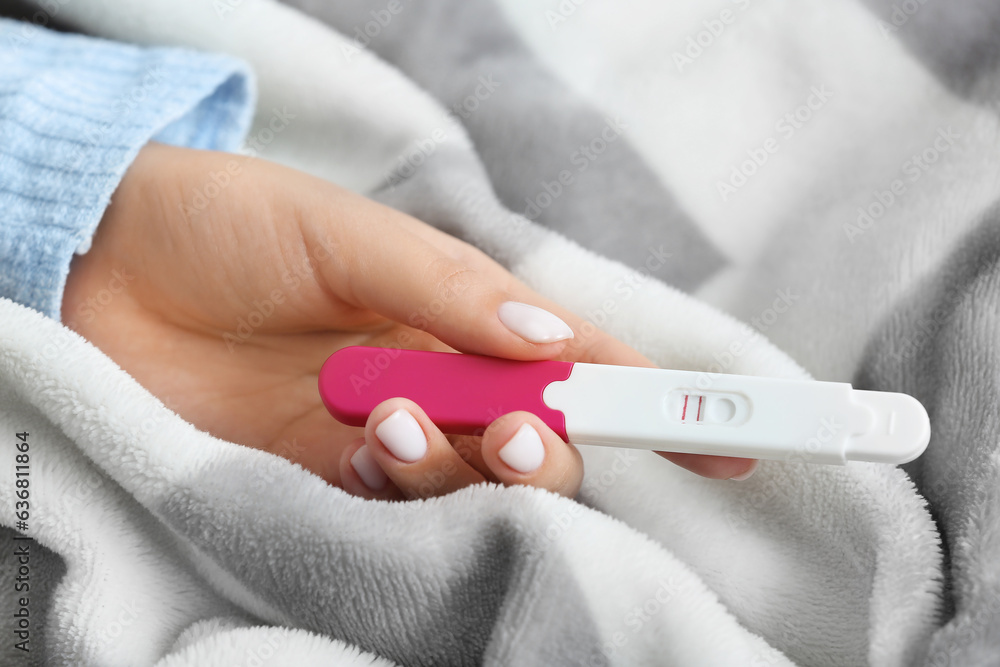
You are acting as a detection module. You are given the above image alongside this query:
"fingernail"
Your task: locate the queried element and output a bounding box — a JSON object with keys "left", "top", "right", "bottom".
{"left": 729, "top": 460, "right": 758, "bottom": 482}
{"left": 351, "top": 445, "right": 388, "bottom": 491}
{"left": 498, "top": 423, "right": 545, "bottom": 473}
{"left": 375, "top": 409, "right": 427, "bottom": 462}
{"left": 498, "top": 301, "right": 574, "bottom": 344}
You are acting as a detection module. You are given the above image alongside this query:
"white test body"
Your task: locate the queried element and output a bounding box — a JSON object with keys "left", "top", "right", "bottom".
{"left": 542, "top": 363, "right": 930, "bottom": 464}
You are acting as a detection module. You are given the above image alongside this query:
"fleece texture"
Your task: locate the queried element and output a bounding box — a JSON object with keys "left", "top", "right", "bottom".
{"left": 4, "top": 0, "right": 991, "bottom": 663}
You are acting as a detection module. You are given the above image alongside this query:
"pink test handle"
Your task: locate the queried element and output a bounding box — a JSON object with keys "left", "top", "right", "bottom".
{"left": 318, "top": 346, "right": 573, "bottom": 439}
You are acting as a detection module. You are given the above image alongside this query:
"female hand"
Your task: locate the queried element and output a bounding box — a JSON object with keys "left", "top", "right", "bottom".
{"left": 61, "top": 142, "right": 756, "bottom": 499}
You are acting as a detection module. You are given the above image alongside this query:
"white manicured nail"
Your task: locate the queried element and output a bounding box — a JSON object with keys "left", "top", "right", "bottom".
{"left": 376, "top": 409, "right": 427, "bottom": 462}
{"left": 729, "top": 460, "right": 758, "bottom": 482}
{"left": 498, "top": 423, "right": 545, "bottom": 473}
{"left": 498, "top": 301, "right": 574, "bottom": 344}
{"left": 351, "top": 445, "right": 388, "bottom": 491}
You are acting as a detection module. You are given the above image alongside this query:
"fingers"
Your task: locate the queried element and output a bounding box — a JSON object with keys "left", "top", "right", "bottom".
{"left": 341, "top": 398, "right": 751, "bottom": 501}
{"left": 479, "top": 412, "right": 584, "bottom": 498}
{"left": 387, "top": 214, "right": 655, "bottom": 370}
{"left": 656, "top": 452, "right": 758, "bottom": 481}
{"left": 303, "top": 189, "right": 752, "bottom": 485}
{"left": 303, "top": 195, "right": 575, "bottom": 361}
{"left": 351, "top": 398, "right": 487, "bottom": 499}
{"left": 341, "top": 399, "right": 584, "bottom": 500}
{"left": 339, "top": 438, "right": 405, "bottom": 501}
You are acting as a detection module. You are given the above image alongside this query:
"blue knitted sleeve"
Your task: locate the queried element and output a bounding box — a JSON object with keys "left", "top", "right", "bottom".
{"left": 0, "top": 18, "right": 256, "bottom": 320}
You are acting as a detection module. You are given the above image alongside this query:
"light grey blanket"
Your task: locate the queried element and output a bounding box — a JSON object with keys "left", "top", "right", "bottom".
{"left": 2, "top": 0, "right": 996, "bottom": 664}
{"left": 276, "top": 4, "right": 1000, "bottom": 662}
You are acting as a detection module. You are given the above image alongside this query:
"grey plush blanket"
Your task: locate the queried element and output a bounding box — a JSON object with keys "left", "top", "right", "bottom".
{"left": 2, "top": 0, "right": 998, "bottom": 664}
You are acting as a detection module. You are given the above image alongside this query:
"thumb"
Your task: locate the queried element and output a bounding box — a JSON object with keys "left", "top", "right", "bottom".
{"left": 305, "top": 196, "right": 575, "bottom": 360}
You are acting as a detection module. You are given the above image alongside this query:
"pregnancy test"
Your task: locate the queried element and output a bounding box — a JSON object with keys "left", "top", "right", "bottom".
{"left": 318, "top": 346, "right": 930, "bottom": 465}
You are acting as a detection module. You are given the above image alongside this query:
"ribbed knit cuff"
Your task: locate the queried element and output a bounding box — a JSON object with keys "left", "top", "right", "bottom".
{"left": 0, "top": 18, "right": 256, "bottom": 320}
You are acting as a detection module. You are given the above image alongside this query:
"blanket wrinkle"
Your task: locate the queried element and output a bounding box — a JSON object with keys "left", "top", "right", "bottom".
{"left": 284, "top": 0, "right": 727, "bottom": 293}
{"left": 855, "top": 210, "right": 1000, "bottom": 665}
{"left": 858, "top": 0, "right": 1000, "bottom": 98}
{"left": 0, "top": 0, "right": 970, "bottom": 664}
